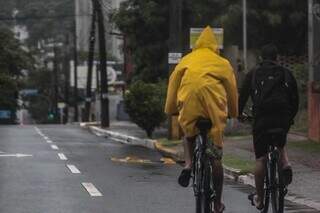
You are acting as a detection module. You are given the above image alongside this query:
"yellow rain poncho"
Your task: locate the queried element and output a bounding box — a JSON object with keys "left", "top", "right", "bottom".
{"left": 165, "top": 26, "right": 238, "bottom": 147}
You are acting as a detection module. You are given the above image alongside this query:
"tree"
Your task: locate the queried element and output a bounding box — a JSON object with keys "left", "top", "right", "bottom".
{"left": 219, "top": 0, "right": 307, "bottom": 56}
{"left": 111, "top": 0, "right": 169, "bottom": 82}
{"left": 124, "top": 81, "right": 167, "bottom": 138}
{"left": 0, "top": 0, "right": 16, "bottom": 28}
{"left": 0, "top": 27, "right": 33, "bottom": 76}
{"left": 0, "top": 27, "right": 34, "bottom": 122}
{"left": 14, "top": 0, "right": 74, "bottom": 47}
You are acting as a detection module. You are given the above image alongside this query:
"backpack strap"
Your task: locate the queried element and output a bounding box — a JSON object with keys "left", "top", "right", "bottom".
{"left": 251, "top": 65, "right": 261, "bottom": 96}
{"left": 282, "top": 67, "right": 291, "bottom": 88}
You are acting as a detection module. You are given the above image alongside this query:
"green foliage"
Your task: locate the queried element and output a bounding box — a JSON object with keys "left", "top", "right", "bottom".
{"left": 0, "top": 73, "right": 18, "bottom": 110}
{"left": 111, "top": 0, "right": 169, "bottom": 82}
{"left": 0, "top": 27, "right": 34, "bottom": 76}
{"left": 112, "top": 0, "right": 307, "bottom": 82}
{"left": 220, "top": 0, "right": 307, "bottom": 55}
{"left": 0, "top": 0, "right": 15, "bottom": 28}
{"left": 25, "top": 68, "right": 52, "bottom": 95}
{"left": 0, "top": 28, "right": 32, "bottom": 115}
{"left": 27, "top": 95, "right": 52, "bottom": 123}
{"left": 124, "top": 81, "right": 167, "bottom": 138}
{"left": 15, "top": 0, "right": 74, "bottom": 46}
{"left": 23, "top": 68, "right": 54, "bottom": 123}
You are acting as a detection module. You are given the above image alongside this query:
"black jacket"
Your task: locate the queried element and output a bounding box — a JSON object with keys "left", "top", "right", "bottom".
{"left": 238, "top": 61, "right": 299, "bottom": 123}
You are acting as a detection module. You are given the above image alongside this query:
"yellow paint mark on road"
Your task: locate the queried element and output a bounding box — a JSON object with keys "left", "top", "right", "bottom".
{"left": 160, "top": 157, "right": 176, "bottom": 165}
{"left": 111, "top": 156, "right": 153, "bottom": 164}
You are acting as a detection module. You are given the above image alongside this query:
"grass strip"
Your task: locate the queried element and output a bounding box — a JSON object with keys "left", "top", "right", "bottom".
{"left": 288, "top": 140, "right": 320, "bottom": 153}
{"left": 157, "top": 138, "right": 182, "bottom": 147}
{"left": 223, "top": 153, "right": 255, "bottom": 175}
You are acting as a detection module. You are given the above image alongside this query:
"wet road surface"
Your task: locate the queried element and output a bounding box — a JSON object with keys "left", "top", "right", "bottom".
{"left": 0, "top": 125, "right": 318, "bottom": 213}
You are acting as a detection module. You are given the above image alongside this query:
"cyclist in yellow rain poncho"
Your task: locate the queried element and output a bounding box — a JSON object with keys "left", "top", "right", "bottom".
{"left": 165, "top": 26, "right": 238, "bottom": 213}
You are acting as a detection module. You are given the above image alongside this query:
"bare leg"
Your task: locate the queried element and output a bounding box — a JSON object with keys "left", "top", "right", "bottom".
{"left": 255, "top": 156, "right": 266, "bottom": 206}
{"left": 278, "top": 146, "right": 290, "bottom": 169}
{"left": 212, "top": 159, "right": 224, "bottom": 211}
{"left": 183, "top": 136, "right": 195, "bottom": 169}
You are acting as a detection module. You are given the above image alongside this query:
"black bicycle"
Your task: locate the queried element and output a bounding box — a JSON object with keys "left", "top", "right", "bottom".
{"left": 242, "top": 114, "right": 287, "bottom": 213}
{"left": 192, "top": 118, "right": 215, "bottom": 213}
{"left": 260, "top": 128, "right": 287, "bottom": 213}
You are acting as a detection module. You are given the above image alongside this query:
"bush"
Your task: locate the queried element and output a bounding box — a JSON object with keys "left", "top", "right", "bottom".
{"left": 124, "top": 81, "right": 167, "bottom": 138}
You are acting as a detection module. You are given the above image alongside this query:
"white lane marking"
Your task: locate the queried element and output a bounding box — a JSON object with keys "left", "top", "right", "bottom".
{"left": 51, "top": 145, "right": 59, "bottom": 150}
{"left": 46, "top": 140, "right": 53, "bottom": 144}
{"left": 67, "top": 165, "right": 81, "bottom": 174}
{"left": 43, "top": 136, "right": 49, "bottom": 140}
{"left": 58, "top": 153, "right": 67, "bottom": 160}
{"left": 81, "top": 183, "right": 103, "bottom": 197}
{"left": 0, "top": 153, "right": 33, "bottom": 158}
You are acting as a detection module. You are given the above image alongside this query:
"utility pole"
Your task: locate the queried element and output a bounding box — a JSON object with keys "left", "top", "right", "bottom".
{"left": 309, "top": 0, "right": 314, "bottom": 81}
{"left": 84, "top": 5, "right": 97, "bottom": 122}
{"left": 63, "top": 34, "right": 71, "bottom": 124}
{"left": 53, "top": 44, "right": 59, "bottom": 123}
{"left": 73, "top": 1, "right": 79, "bottom": 122}
{"left": 168, "top": 0, "right": 183, "bottom": 139}
{"left": 94, "top": 0, "right": 110, "bottom": 127}
{"left": 243, "top": 0, "right": 248, "bottom": 72}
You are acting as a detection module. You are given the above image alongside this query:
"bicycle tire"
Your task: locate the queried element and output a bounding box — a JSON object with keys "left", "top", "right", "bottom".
{"left": 270, "top": 151, "right": 284, "bottom": 213}
{"left": 261, "top": 168, "right": 270, "bottom": 213}
{"left": 195, "top": 162, "right": 212, "bottom": 213}
{"left": 277, "top": 161, "right": 285, "bottom": 213}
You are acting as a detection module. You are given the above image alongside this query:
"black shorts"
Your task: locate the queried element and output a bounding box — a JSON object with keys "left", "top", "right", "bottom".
{"left": 253, "top": 130, "right": 287, "bottom": 159}
{"left": 253, "top": 115, "right": 290, "bottom": 159}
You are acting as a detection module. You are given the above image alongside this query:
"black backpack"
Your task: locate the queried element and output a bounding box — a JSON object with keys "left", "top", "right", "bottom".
{"left": 251, "top": 61, "right": 292, "bottom": 116}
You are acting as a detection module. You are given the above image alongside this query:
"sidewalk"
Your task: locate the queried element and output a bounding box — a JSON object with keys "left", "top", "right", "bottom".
{"left": 82, "top": 121, "right": 320, "bottom": 211}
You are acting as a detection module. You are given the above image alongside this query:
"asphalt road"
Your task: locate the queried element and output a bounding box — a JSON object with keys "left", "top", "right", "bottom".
{"left": 0, "top": 125, "right": 318, "bottom": 213}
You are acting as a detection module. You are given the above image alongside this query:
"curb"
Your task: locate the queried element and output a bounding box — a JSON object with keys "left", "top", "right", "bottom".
{"left": 88, "top": 125, "right": 156, "bottom": 150}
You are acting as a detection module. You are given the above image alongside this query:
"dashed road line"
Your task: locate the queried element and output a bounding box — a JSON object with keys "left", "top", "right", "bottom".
{"left": 43, "top": 136, "right": 49, "bottom": 140}
{"left": 67, "top": 164, "right": 81, "bottom": 174}
{"left": 46, "top": 140, "right": 53, "bottom": 144}
{"left": 51, "top": 145, "right": 59, "bottom": 150}
{"left": 81, "top": 183, "right": 103, "bottom": 197}
{"left": 58, "top": 153, "right": 67, "bottom": 160}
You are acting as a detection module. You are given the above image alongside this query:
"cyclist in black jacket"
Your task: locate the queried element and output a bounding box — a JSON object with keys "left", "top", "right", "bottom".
{"left": 238, "top": 44, "right": 299, "bottom": 210}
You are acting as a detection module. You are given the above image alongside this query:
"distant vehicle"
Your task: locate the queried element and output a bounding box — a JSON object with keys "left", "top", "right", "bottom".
{"left": 0, "top": 109, "right": 17, "bottom": 124}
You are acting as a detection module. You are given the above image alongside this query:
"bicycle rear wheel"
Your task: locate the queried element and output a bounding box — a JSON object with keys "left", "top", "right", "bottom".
{"left": 270, "top": 152, "right": 285, "bottom": 213}
{"left": 195, "top": 163, "right": 212, "bottom": 213}
{"left": 261, "top": 172, "right": 270, "bottom": 213}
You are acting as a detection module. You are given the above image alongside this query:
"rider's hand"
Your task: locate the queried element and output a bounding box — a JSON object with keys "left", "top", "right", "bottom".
{"left": 237, "top": 112, "right": 248, "bottom": 123}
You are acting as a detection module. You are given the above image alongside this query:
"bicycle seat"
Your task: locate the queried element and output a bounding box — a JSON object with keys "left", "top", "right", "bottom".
{"left": 196, "top": 118, "right": 212, "bottom": 132}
